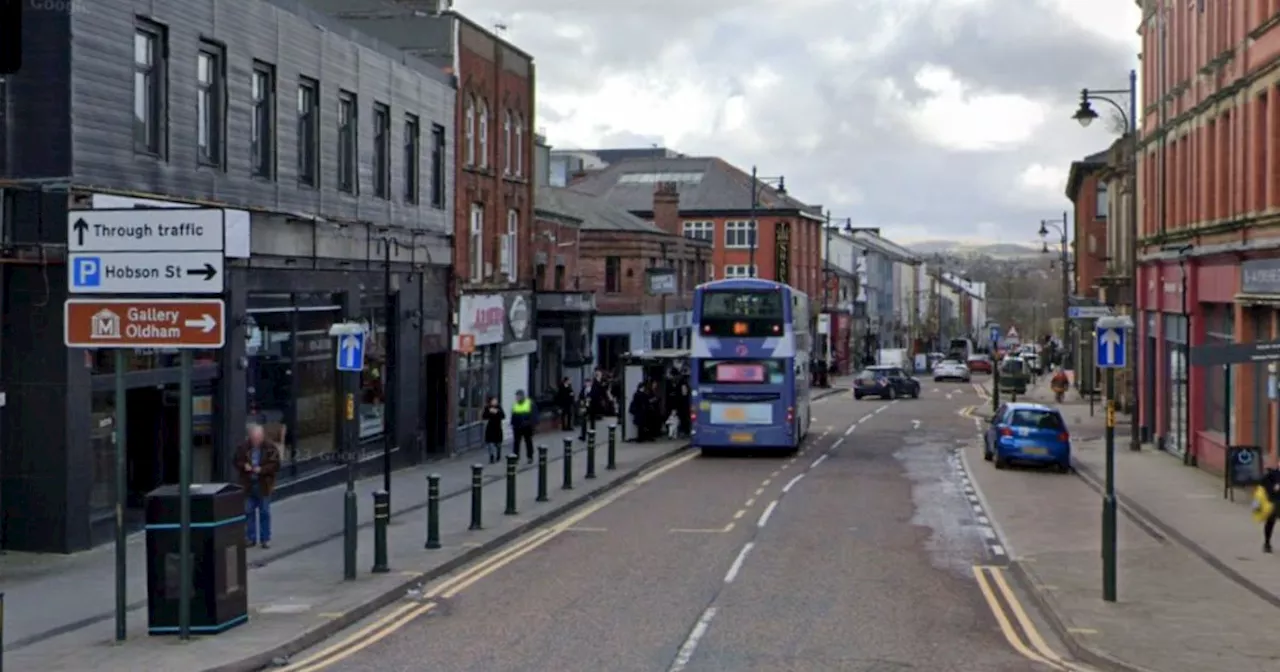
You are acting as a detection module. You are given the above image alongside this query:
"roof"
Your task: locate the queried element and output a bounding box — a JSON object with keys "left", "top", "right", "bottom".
{"left": 569, "top": 156, "right": 819, "bottom": 215}
{"left": 1003, "top": 402, "right": 1057, "bottom": 412}
{"left": 1064, "top": 148, "right": 1110, "bottom": 201}
{"left": 535, "top": 187, "right": 665, "bottom": 234}
{"left": 848, "top": 231, "right": 919, "bottom": 263}
{"left": 698, "top": 278, "right": 790, "bottom": 291}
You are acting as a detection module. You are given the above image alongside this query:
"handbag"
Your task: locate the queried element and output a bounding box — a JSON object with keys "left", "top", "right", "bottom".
{"left": 1252, "top": 485, "right": 1275, "bottom": 523}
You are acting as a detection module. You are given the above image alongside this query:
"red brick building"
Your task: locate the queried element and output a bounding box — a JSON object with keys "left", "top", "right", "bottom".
{"left": 1066, "top": 150, "right": 1112, "bottom": 298}
{"left": 1136, "top": 1, "right": 1280, "bottom": 470}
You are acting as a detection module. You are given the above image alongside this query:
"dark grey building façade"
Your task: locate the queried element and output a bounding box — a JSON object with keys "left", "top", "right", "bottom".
{"left": 0, "top": 0, "right": 458, "bottom": 553}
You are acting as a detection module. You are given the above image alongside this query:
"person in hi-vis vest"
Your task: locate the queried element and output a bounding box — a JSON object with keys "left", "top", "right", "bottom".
{"left": 511, "top": 390, "right": 537, "bottom": 463}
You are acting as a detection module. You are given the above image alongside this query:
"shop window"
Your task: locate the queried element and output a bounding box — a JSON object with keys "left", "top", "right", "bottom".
{"left": 90, "top": 348, "right": 218, "bottom": 374}
{"left": 90, "top": 390, "right": 117, "bottom": 517}
{"left": 1202, "top": 304, "right": 1235, "bottom": 436}
{"left": 457, "top": 345, "right": 498, "bottom": 427}
{"left": 538, "top": 334, "right": 563, "bottom": 400}
{"left": 357, "top": 306, "right": 388, "bottom": 443}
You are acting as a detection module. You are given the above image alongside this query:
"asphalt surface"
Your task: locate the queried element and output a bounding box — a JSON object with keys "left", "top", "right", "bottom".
{"left": 285, "top": 382, "right": 1051, "bottom": 672}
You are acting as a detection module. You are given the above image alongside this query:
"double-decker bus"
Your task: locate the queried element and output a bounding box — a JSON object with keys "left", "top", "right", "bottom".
{"left": 689, "top": 278, "right": 813, "bottom": 453}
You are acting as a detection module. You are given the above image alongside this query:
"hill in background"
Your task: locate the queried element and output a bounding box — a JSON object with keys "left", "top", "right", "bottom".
{"left": 905, "top": 241, "right": 1043, "bottom": 259}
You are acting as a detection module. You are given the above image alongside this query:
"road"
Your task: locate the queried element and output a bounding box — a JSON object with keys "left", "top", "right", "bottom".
{"left": 273, "top": 381, "right": 1078, "bottom": 672}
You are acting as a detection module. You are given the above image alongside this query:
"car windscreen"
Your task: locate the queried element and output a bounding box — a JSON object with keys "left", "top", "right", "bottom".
{"left": 1008, "top": 409, "right": 1065, "bottom": 431}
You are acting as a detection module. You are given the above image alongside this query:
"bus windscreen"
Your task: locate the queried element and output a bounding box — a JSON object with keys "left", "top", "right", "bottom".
{"left": 698, "top": 290, "right": 785, "bottom": 337}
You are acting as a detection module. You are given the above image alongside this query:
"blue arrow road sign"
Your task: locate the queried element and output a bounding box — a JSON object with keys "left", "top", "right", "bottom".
{"left": 1096, "top": 326, "right": 1126, "bottom": 368}
{"left": 335, "top": 332, "right": 366, "bottom": 372}
{"left": 989, "top": 326, "right": 1000, "bottom": 345}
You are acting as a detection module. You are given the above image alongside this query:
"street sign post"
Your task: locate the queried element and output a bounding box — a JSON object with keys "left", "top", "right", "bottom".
{"left": 1069, "top": 306, "right": 1114, "bottom": 319}
{"left": 68, "top": 252, "right": 222, "bottom": 294}
{"left": 329, "top": 322, "right": 366, "bottom": 580}
{"left": 65, "top": 207, "right": 228, "bottom": 642}
{"left": 1094, "top": 314, "right": 1133, "bottom": 604}
{"left": 64, "top": 298, "right": 225, "bottom": 348}
{"left": 989, "top": 325, "right": 1000, "bottom": 346}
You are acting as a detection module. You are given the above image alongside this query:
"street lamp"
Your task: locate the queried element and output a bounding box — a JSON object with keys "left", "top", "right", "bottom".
{"left": 748, "top": 165, "right": 786, "bottom": 277}
{"left": 1071, "top": 70, "right": 1140, "bottom": 455}
{"left": 1038, "top": 212, "right": 1071, "bottom": 364}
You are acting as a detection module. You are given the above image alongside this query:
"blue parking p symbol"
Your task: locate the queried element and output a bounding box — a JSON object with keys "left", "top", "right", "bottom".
{"left": 73, "top": 256, "right": 101, "bottom": 288}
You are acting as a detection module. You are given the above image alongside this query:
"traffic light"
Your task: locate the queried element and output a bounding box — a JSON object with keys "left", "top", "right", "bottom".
{"left": 1, "top": 0, "right": 21, "bottom": 75}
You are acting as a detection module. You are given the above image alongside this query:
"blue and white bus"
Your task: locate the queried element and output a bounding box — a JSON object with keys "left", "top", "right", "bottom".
{"left": 689, "top": 278, "right": 813, "bottom": 453}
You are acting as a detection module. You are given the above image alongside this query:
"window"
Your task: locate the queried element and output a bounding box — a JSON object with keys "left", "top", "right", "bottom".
{"left": 554, "top": 264, "right": 566, "bottom": 290}
{"left": 430, "top": 124, "right": 446, "bottom": 208}
{"left": 1095, "top": 183, "right": 1109, "bottom": 218}
{"left": 469, "top": 204, "right": 485, "bottom": 282}
{"left": 464, "top": 96, "right": 476, "bottom": 166}
{"left": 535, "top": 263, "right": 546, "bottom": 289}
{"left": 478, "top": 99, "right": 490, "bottom": 168}
{"left": 403, "top": 114, "right": 419, "bottom": 203}
{"left": 133, "top": 21, "right": 167, "bottom": 156}
{"left": 250, "top": 62, "right": 275, "bottom": 179}
{"left": 724, "top": 220, "right": 756, "bottom": 248}
{"left": 373, "top": 102, "right": 390, "bottom": 199}
{"left": 297, "top": 77, "right": 319, "bottom": 186}
{"left": 502, "top": 209, "right": 519, "bottom": 280}
{"left": 196, "top": 43, "right": 225, "bottom": 166}
{"left": 723, "top": 265, "right": 758, "bottom": 278}
{"left": 337, "top": 91, "right": 357, "bottom": 194}
{"left": 683, "top": 221, "right": 714, "bottom": 241}
{"left": 503, "top": 110, "right": 513, "bottom": 174}
{"left": 514, "top": 114, "right": 524, "bottom": 176}
{"left": 605, "top": 256, "right": 621, "bottom": 293}
{"left": 1203, "top": 304, "right": 1235, "bottom": 436}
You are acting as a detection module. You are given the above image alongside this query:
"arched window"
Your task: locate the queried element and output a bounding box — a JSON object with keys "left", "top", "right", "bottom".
{"left": 477, "top": 99, "right": 490, "bottom": 168}
{"left": 514, "top": 113, "right": 525, "bottom": 176}
{"left": 464, "top": 95, "right": 476, "bottom": 166}
{"left": 503, "top": 110, "right": 513, "bottom": 174}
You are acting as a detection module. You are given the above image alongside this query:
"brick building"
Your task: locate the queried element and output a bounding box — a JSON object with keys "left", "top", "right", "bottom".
{"left": 329, "top": 4, "right": 538, "bottom": 451}
{"left": 570, "top": 157, "right": 825, "bottom": 299}
{"left": 1135, "top": 0, "right": 1280, "bottom": 471}
{"left": 1065, "top": 149, "right": 1112, "bottom": 297}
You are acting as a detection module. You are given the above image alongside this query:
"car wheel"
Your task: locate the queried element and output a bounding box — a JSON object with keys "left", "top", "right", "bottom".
{"left": 854, "top": 393, "right": 863, "bottom": 400}
{"left": 886, "top": 387, "right": 897, "bottom": 400}
{"left": 910, "top": 386, "right": 919, "bottom": 399}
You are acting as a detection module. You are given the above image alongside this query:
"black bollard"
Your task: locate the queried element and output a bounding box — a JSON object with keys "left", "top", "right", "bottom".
{"left": 536, "top": 445, "right": 549, "bottom": 502}
{"left": 371, "top": 490, "right": 390, "bottom": 573}
{"left": 505, "top": 453, "right": 519, "bottom": 515}
{"left": 1, "top": 591, "right": 5, "bottom": 672}
{"left": 585, "top": 429, "right": 597, "bottom": 479}
{"left": 425, "top": 473, "right": 441, "bottom": 550}
{"left": 580, "top": 404, "right": 588, "bottom": 441}
{"left": 469, "top": 464, "right": 484, "bottom": 530}
{"left": 562, "top": 437, "right": 574, "bottom": 490}
{"left": 607, "top": 423, "right": 618, "bottom": 470}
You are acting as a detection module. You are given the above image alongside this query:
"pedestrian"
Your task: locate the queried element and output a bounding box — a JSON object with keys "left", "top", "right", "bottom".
{"left": 1260, "top": 453, "right": 1280, "bottom": 553}
{"left": 482, "top": 396, "right": 505, "bottom": 463}
{"left": 511, "top": 389, "right": 536, "bottom": 463}
{"left": 555, "top": 377, "right": 575, "bottom": 431}
{"left": 234, "top": 423, "right": 281, "bottom": 549}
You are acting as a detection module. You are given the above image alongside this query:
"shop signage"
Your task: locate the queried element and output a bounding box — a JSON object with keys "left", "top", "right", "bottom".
{"left": 775, "top": 221, "right": 791, "bottom": 284}
{"left": 68, "top": 252, "right": 222, "bottom": 294}
{"left": 458, "top": 294, "right": 506, "bottom": 346}
{"left": 64, "top": 298, "right": 226, "bottom": 349}
{"left": 646, "top": 268, "right": 676, "bottom": 296}
{"left": 1242, "top": 258, "right": 1280, "bottom": 295}
{"left": 508, "top": 295, "right": 530, "bottom": 340}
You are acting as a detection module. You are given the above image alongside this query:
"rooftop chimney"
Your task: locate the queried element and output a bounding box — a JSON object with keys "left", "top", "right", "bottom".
{"left": 653, "top": 182, "right": 680, "bottom": 236}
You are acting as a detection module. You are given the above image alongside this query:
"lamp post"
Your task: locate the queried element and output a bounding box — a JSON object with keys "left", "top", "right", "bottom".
{"left": 1072, "top": 69, "right": 1141, "bottom": 453}
{"left": 748, "top": 165, "right": 786, "bottom": 277}
{"left": 1038, "top": 212, "right": 1071, "bottom": 365}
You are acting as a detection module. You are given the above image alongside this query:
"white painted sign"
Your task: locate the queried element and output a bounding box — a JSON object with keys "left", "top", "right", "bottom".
{"left": 457, "top": 294, "right": 507, "bottom": 346}
{"left": 68, "top": 252, "right": 224, "bottom": 294}
{"left": 1068, "top": 306, "right": 1113, "bottom": 320}
{"left": 68, "top": 209, "right": 225, "bottom": 252}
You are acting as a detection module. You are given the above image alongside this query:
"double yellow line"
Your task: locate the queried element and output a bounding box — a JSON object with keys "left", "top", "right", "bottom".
{"left": 972, "top": 565, "right": 1094, "bottom": 671}
{"left": 277, "top": 450, "right": 700, "bottom": 672}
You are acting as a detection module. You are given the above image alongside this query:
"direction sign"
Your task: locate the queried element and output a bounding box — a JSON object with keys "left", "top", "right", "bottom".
{"left": 1069, "top": 306, "right": 1114, "bottom": 320}
{"left": 67, "top": 208, "right": 225, "bottom": 252}
{"left": 989, "top": 325, "right": 1001, "bottom": 345}
{"left": 68, "top": 252, "right": 223, "bottom": 294}
{"left": 335, "top": 332, "right": 366, "bottom": 372}
{"left": 1096, "top": 325, "right": 1127, "bottom": 368}
{"left": 1190, "top": 339, "right": 1280, "bottom": 367}
{"left": 64, "top": 298, "right": 225, "bottom": 348}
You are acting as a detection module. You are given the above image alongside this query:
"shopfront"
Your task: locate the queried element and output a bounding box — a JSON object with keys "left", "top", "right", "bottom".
{"left": 455, "top": 291, "right": 536, "bottom": 449}
{"left": 533, "top": 291, "right": 596, "bottom": 406}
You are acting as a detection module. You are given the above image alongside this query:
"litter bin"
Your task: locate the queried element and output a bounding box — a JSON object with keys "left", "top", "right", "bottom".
{"left": 144, "top": 483, "right": 248, "bottom": 636}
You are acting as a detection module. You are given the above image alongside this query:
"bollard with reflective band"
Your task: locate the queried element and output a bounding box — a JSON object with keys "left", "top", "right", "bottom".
{"left": 585, "top": 429, "right": 598, "bottom": 479}
{"left": 580, "top": 404, "right": 588, "bottom": 441}
{"left": 536, "top": 445, "right": 549, "bottom": 502}
{"left": 371, "top": 490, "right": 390, "bottom": 573}
{"left": 425, "top": 473, "right": 442, "bottom": 549}
{"left": 562, "top": 438, "right": 574, "bottom": 490}
{"left": 607, "top": 424, "right": 618, "bottom": 470}
{"left": 505, "top": 453, "right": 519, "bottom": 515}
{"left": 469, "top": 464, "right": 484, "bottom": 530}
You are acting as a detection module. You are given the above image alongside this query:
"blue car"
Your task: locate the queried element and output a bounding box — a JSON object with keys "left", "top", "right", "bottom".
{"left": 983, "top": 402, "right": 1071, "bottom": 473}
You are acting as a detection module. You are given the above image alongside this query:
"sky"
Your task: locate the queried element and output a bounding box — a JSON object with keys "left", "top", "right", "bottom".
{"left": 455, "top": 0, "right": 1141, "bottom": 245}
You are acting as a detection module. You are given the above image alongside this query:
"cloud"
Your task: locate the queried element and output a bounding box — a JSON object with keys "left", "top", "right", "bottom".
{"left": 459, "top": 0, "right": 1140, "bottom": 242}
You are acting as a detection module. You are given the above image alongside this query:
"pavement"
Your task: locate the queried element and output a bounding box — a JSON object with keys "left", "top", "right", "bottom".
{"left": 967, "top": 378, "right": 1280, "bottom": 672}
{"left": 253, "top": 378, "right": 1061, "bottom": 672}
